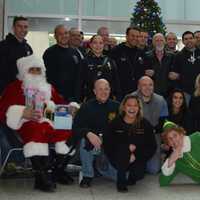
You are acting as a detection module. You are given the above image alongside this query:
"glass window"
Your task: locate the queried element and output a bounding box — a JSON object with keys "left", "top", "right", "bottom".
{"left": 7, "top": 17, "right": 78, "bottom": 33}
{"left": 185, "top": 0, "right": 200, "bottom": 21}
{"left": 161, "top": 0, "right": 184, "bottom": 20}
{"left": 81, "top": 19, "right": 129, "bottom": 35}
{"left": 83, "top": 0, "right": 137, "bottom": 17}
{"left": 7, "top": 0, "right": 78, "bottom": 16}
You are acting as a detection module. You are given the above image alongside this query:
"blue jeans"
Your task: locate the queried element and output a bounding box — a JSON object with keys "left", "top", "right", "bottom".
{"left": 80, "top": 138, "right": 116, "bottom": 179}
{"left": 0, "top": 124, "right": 12, "bottom": 164}
{"left": 146, "top": 134, "right": 161, "bottom": 174}
{"left": 0, "top": 124, "right": 24, "bottom": 165}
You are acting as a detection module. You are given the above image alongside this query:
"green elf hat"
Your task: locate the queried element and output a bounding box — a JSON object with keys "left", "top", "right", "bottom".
{"left": 163, "top": 120, "right": 177, "bottom": 132}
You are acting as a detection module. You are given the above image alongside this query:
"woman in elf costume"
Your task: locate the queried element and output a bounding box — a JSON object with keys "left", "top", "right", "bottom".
{"left": 160, "top": 121, "right": 200, "bottom": 186}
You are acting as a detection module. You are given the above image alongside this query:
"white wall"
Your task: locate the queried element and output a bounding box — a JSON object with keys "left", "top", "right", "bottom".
{"left": 26, "top": 31, "right": 49, "bottom": 57}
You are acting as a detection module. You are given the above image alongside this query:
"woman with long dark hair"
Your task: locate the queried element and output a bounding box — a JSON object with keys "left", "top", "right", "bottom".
{"left": 167, "top": 88, "right": 192, "bottom": 134}
{"left": 104, "top": 94, "right": 156, "bottom": 192}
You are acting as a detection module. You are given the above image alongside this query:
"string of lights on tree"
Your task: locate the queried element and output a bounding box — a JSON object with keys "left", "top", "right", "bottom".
{"left": 131, "top": 0, "right": 166, "bottom": 39}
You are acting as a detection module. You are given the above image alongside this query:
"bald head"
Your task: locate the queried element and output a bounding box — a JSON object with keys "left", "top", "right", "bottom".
{"left": 138, "top": 76, "right": 153, "bottom": 85}
{"left": 69, "top": 27, "right": 82, "bottom": 48}
{"left": 54, "top": 24, "right": 69, "bottom": 47}
{"left": 94, "top": 79, "right": 110, "bottom": 89}
{"left": 166, "top": 32, "right": 177, "bottom": 41}
{"left": 97, "top": 26, "right": 109, "bottom": 44}
{"left": 93, "top": 79, "right": 111, "bottom": 103}
{"left": 138, "top": 76, "right": 154, "bottom": 99}
{"left": 166, "top": 32, "right": 177, "bottom": 50}
{"left": 54, "top": 24, "right": 68, "bottom": 35}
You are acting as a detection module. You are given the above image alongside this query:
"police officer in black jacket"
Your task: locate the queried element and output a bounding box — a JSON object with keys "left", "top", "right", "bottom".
{"left": 73, "top": 79, "right": 120, "bottom": 188}
{"left": 79, "top": 35, "right": 121, "bottom": 101}
{"left": 109, "top": 26, "right": 146, "bottom": 98}
{"left": 43, "top": 24, "right": 81, "bottom": 101}
{"left": 0, "top": 16, "right": 33, "bottom": 94}
{"left": 169, "top": 31, "right": 200, "bottom": 99}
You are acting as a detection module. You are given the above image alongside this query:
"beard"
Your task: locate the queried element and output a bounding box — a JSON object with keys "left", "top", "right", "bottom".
{"left": 155, "top": 45, "right": 164, "bottom": 51}
{"left": 23, "top": 73, "right": 51, "bottom": 101}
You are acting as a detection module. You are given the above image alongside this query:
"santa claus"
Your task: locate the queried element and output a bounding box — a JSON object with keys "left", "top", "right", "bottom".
{"left": 0, "top": 54, "right": 78, "bottom": 192}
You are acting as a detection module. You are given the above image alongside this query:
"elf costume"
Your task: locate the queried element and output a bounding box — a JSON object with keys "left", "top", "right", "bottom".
{"left": 160, "top": 121, "right": 200, "bottom": 186}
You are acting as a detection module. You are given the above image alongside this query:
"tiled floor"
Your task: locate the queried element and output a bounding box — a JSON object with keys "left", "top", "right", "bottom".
{"left": 0, "top": 174, "right": 199, "bottom": 200}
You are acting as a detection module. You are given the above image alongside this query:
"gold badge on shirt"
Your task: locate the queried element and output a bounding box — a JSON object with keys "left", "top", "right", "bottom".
{"left": 108, "top": 112, "right": 116, "bottom": 121}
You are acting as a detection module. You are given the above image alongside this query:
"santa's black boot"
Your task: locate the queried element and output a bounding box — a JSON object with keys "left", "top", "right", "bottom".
{"left": 31, "top": 156, "right": 55, "bottom": 192}
{"left": 52, "top": 154, "right": 74, "bottom": 185}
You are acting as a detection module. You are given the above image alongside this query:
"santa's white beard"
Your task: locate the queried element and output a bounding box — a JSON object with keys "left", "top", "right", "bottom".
{"left": 23, "top": 73, "right": 51, "bottom": 101}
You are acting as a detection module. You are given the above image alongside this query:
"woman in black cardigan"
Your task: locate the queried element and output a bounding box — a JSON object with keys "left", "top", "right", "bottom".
{"left": 167, "top": 88, "right": 192, "bottom": 134}
{"left": 104, "top": 94, "right": 157, "bottom": 192}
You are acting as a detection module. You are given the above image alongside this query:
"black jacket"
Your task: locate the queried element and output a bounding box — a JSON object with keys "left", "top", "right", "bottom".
{"left": 104, "top": 116, "right": 157, "bottom": 170}
{"left": 0, "top": 33, "right": 33, "bottom": 94}
{"left": 79, "top": 51, "right": 121, "bottom": 101}
{"left": 43, "top": 44, "right": 81, "bottom": 101}
{"left": 72, "top": 98, "right": 119, "bottom": 148}
{"left": 144, "top": 49, "right": 175, "bottom": 97}
{"left": 167, "top": 110, "right": 193, "bottom": 134}
{"left": 109, "top": 43, "right": 146, "bottom": 97}
{"left": 189, "top": 96, "right": 200, "bottom": 131}
{"left": 173, "top": 48, "right": 200, "bottom": 94}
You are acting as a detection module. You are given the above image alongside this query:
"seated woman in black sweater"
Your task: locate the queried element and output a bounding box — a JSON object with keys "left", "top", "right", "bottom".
{"left": 167, "top": 88, "right": 192, "bottom": 134}
{"left": 104, "top": 94, "right": 157, "bottom": 192}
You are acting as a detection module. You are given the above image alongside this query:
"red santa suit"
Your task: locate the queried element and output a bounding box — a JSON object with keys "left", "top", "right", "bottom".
{"left": 0, "top": 55, "right": 73, "bottom": 158}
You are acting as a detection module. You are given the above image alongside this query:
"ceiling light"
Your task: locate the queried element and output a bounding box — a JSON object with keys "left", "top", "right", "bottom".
{"left": 64, "top": 17, "right": 70, "bottom": 21}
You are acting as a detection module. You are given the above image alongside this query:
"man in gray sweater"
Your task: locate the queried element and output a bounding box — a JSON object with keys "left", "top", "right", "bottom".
{"left": 132, "top": 76, "right": 168, "bottom": 174}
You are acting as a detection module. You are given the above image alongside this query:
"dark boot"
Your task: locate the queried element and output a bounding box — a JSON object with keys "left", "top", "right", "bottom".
{"left": 127, "top": 173, "right": 136, "bottom": 186}
{"left": 79, "top": 177, "right": 92, "bottom": 188}
{"left": 52, "top": 154, "right": 74, "bottom": 185}
{"left": 31, "top": 156, "right": 55, "bottom": 192}
{"left": 127, "top": 169, "right": 136, "bottom": 186}
{"left": 117, "top": 170, "right": 128, "bottom": 193}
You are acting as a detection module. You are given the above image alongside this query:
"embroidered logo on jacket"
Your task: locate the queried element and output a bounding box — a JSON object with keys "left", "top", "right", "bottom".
{"left": 108, "top": 112, "right": 116, "bottom": 121}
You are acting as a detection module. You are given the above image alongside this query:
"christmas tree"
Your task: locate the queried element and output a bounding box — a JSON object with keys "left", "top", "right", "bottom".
{"left": 131, "top": 0, "right": 166, "bottom": 38}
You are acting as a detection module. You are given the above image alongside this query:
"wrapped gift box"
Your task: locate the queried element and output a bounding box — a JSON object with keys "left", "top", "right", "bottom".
{"left": 53, "top": 105, "right": 73, "bottom": 130}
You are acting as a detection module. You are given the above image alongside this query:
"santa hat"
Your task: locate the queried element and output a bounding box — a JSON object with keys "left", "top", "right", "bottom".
{"left": 163, "top": 120, "right": 177, "bottom": 132}
{"left": 16, "top": 54, "right": 46, "bottom": 80}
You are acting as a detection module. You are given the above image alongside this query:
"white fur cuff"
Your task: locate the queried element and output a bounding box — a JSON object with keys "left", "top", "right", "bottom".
{"left": 55, "top": 141, "right": 70, "bottom": 155}
{"left": 45, "top": 100, "right": 56, "bottom": 111}
{"left": 161, "top": 158, "right": 176, "bottom": 176}
{"left": 23, "top": 142, "right": 49, "bottom": 158}
{"left": 6, "top": 105, "right": 27, "bottom": 130}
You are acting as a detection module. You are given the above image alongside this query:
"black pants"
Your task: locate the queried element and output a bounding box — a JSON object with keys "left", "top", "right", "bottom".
{"left": 117, "top": 160, "right": 146, "bottom": 185}
{"left": 128, "top": 160, "right": 146, "bottom": 181}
